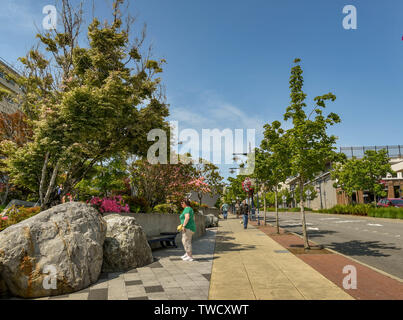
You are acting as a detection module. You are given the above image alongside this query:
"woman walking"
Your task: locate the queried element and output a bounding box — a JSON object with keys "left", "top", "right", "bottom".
{"left": 180, "top": 199, "right": 196, "bottom": 261}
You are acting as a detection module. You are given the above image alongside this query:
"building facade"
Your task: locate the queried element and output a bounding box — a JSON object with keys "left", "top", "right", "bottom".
{"left": 283, "top": 146, "right": 403, "bottom": 210}
{"left": 0, "top": 57, "right": 21, "bottom": 114}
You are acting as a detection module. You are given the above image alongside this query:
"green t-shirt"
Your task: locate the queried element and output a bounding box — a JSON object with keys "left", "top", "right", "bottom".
{"left": 180, "top": 206, "right": 196, "bottom": 232}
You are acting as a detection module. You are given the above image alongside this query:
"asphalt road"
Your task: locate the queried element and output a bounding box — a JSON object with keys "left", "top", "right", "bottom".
{"left": 259, "top": 211, "right": 403, "bottom": 280}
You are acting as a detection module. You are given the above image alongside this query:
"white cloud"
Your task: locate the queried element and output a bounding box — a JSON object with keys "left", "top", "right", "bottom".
{"left": 168, "top": 90, "right": 266, "bottom": 135}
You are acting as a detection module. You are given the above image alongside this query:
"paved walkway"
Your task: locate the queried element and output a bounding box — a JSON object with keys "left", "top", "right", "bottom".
{"left": 11, "top": 216, "right": 362, "bottom": 300}
{"left": 33, "top": 229, "right": 217, "bottom": 300}
{"left": 209, "top": 217, "right": 353, "bottom": 300}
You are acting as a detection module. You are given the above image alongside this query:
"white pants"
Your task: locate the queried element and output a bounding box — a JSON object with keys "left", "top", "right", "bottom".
{"left": 182, "top": 228, "right": 194, "bottom": 253}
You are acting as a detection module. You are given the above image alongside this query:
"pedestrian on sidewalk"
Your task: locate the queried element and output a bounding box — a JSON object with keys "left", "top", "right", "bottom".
{"left": 220, "top": 202, "right": 229, "bottom": 219}
{"left": 179, "top": 199, "right": 196, "bottom": 261}
{"left": 240, "top": 200, "right": 249, "bottom": 229}
{"left": 235, "top": 201, "right": 240, "bottom": 219}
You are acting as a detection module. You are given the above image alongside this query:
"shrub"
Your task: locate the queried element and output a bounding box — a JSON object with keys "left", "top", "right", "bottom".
{"left": 0, "top": 205, "right": 41, "bottom": 232}
{"left": 122, "top": 196, "right": 150, "bottom": 213}
{"left": 321, "top": 204, "right": 372, "bottom": 216}
{"left": 88, "top": 196, "right": 130, "bottom": 214}
{"left": 153, "top": 203, "right": 177, "bottom": 214}
{"left": 368, "top": 207, "right": 403, "bottom": 219}
{"left": 200, "top": 204, "right": 209, "bottom": 208}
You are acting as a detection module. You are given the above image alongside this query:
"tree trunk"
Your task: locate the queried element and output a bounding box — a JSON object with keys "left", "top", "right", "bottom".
{"left": 275, "top": 187, "right": 279, "bottom": 234}
{"left": 39, "top": 152, "right": 50, "bottom": 206}
{"left": 263, "top": 188, "right": 267, "bottom": 226}
{"left": 300, "top": 179, "right": 310, "bottom": 249}
{"left": 41, "top": 161, "right": 60, "bottom": 210}
{"left": 199, "top": 193, "right": 202, "bottom": 206}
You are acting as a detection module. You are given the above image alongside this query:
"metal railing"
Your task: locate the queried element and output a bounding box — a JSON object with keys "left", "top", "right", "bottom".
{"left": 340, "top": 145, "right": 403, "bottom": 159}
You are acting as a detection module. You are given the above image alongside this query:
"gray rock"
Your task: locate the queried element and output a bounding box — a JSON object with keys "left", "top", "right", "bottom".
{"left": 0, "top": 202, "right": 106, "bottom": 298}
{"left": 102, "top": 214, "right": 153, "bottom": 272}
{"left": 204, "top": 214, "right": 219, "bottom": 228}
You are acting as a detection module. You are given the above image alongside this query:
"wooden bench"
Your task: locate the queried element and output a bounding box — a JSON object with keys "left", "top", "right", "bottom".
{"left": 147, "top": 232, "right": 179, "bottom": 248}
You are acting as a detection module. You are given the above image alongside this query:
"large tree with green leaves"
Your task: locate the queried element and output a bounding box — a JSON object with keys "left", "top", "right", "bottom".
{"left": 284, "top": 58, "right": 342, "bottom": 249}
{"left": 2, "top": 0, "right": 169, "bottom": 209}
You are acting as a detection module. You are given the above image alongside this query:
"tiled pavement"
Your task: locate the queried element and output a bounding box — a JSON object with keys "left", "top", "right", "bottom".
{"left": 34, "top": 228, "right": 217, "bottom": 300}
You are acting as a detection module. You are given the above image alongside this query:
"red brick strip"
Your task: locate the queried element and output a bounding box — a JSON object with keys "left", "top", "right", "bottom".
{"left": 251, "top": 221, "right": 403, "bottom": 300}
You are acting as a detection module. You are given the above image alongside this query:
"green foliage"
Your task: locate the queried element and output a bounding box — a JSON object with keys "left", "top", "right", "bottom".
{"left": 0, "top": 205, "right": 41, "bottom": 232}
{"left": 320, "top": 204, "right": 373, "bottom": 216}
{"left": 5, "top": 0, "right": 169, "bottom": 209}
{"left": 76, "top": 155, "right": 129, "bottom": 199}
{"left": 224, "top": 175, "right": 247, "bottom": 204}
{"left": 368, "top": 207, "right": 403, "bottom": 219}
{"left": 285, "top": 59, "right": 342, "bottom": 189}
{"left": 318, "top": 204, "right": 403, "bottom": 219}
{"left": 332, "top": 150, "right": 393, "bottom": 200}
{"left": 193, "top": 159, "right": 224, "bottom": 204}
{"left": 153, "top": 203, "right": 178, "bottom": 214}
{"left": 294, "top": 184, "right": 317, "bottom": 203}
{"left": 122, "top": 195, "right": 150, "bottom": 213}
{"left": 129, "top": 159, "right": 195, "bottom": 209}
{"left": 258, "top": 119, "right": 291, "bottom": 191}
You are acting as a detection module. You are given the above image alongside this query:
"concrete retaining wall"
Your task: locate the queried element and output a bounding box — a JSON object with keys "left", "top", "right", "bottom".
{"left": 103, "top": 212, "right": 206, "bottom": 249}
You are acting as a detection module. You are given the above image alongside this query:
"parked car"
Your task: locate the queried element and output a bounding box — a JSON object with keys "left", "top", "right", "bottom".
{"left": 377, "top": 198, "right": 403, "bottom": 208}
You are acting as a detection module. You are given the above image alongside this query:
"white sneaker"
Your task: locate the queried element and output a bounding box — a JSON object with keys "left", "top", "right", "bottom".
{"left": 183, "top": 256, "right": 194, "bottom": 261}
{"left": 181, "top": 254, "right": 188, "bottom": 260}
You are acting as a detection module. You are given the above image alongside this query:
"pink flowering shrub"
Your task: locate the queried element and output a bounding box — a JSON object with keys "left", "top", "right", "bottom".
{"left": 88, "top": 195, "right": 130, "bottom": 214}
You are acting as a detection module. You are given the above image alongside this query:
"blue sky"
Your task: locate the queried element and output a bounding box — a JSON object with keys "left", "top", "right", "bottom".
{"left": 1, "top": 0, "right": 403, "bottom": 178}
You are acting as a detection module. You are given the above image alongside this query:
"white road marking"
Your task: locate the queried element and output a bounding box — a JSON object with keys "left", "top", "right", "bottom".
{"left": 396, "top": 235, "right": 401, "bottom": 238}
{"left": 334, "top": 220, "right": 360, "bottom": 224}
{"left": 367, "top": 223, "right": 383, "bottom": 227}
{"left": 307, "top": 227, "right": 319, "bottom": 231}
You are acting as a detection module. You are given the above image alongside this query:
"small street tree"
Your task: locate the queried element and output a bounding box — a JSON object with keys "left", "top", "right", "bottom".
{"left": 256, "top": 120, "right": 291, "bottom": 231}
{"left": 192, "top": 159, "right": 223, "bottom": 206}
{"left": 284, "top": 58, "right": 342, "bottom": 249}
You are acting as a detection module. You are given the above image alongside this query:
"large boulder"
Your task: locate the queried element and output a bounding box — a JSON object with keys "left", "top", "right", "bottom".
{"left": 102, "top": 214, "right": 153, "bottom": 272}
{"left": 0, "top": 202, "right": 106, "bottom": 298}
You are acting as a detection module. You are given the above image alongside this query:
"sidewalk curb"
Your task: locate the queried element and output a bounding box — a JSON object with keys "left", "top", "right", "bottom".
{"left": 263, "top": 221, "right": 403, "bottom": 283}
